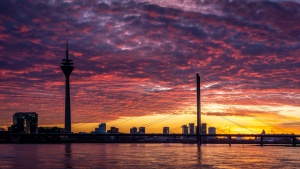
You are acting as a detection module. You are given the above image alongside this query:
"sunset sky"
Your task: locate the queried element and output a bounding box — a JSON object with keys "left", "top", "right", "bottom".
{"left": 0, "top": 0, "right": 299, "bottom": 134}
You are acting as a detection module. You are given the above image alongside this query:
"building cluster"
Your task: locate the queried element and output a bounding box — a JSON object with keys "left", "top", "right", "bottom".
{"left": 92, "top": 123, "right": 216, "bottom": 135}
{"left": 94, "top": 125, "right": 146, "bottom": 134}
{"left": 180, "top": 123, "right": 217, "bottom": 135}
{"left": 7, "top": 112, "right": 63, "bottom": 134}
{"left": 130, "top": 127, "right": 145, "bottom": 134}
{"left": 6, "top": 112, "right": 217, "bottom": 135}
{"left": 93, "top": 124, "right": 120, "bottom": 134}
{"left": 9, "top": 112, "right": 38, "bottom": 133}
{"left": 181, "top": 123, "right": 210, "bottom": 135}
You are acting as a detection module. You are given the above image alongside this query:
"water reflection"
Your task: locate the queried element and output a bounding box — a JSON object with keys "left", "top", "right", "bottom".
{"left": 64, "top": 144, "right": 72, "bottom": 168}
{"left": 1, "top": 144, "right": 300, "bottom": 169}
{"left": 197, "top": 146, "right": 202, "bottom": 165}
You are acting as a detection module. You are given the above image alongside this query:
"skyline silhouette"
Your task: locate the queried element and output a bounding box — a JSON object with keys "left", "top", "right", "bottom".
{"left": 0, "top": 0, "right": 299, "bottom": 134}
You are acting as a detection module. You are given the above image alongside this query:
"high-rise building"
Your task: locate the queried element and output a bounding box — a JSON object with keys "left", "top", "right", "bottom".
{"left": 99, "top": 123, "right": 106, "bottom": 133}
{"left": 182, "top": 125, "right": 188, "bottom": 134}
{"left": 61, "top": 41, "right": 74, "bottom": 133}
{"left": 208, "top": 126, "right": 216, "bottom": 139}
{"left": 139, "top": 127, "right": 145, "bottom": 134}
{"left": 130, "top": 127, "right": 137, "bottom": 134}
{"left": 189, "top": 123, "right": 195, "bottom": 134}
{"left": 201, "top": 123, "right": 207, "bottom": 134}
{"left": 11, "top": 112, "right": 38, "bottom": 133}
{"left": 163, "top": 127, "right": 169, "bottom": 134}
{"left": 95, "top": 123, "right": 106, "bottom": 133}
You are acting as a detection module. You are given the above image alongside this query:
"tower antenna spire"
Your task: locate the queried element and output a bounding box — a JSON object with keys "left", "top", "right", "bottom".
{"left": 66, "top": 40, "right": 69, "bottom": 60}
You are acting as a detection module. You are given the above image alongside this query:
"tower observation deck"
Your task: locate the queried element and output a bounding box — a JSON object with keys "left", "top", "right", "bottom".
{"left": 61, "top": 41, "right": 74, "bottom": 133}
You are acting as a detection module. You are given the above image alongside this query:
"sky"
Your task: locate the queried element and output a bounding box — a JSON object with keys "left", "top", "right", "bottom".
{"left": 0, "top": 0, "right": 299, "bottom": 134}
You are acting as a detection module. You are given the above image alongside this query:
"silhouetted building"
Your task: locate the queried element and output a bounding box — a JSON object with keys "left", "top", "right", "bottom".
{"left": 208, "top": 127, "right": 216, "bottom": 139}
{"left": 0, "top": 128, "right": 4, "bottom": 131}
{"left": 139, "top": 127, "right": 145, "bottom": 134}
{"left": 100, "top": 123, "right": 106, "bottom": 133}
{"left": 95, "top": 123, "right": 106, "bottom": 133}
{"left": 208, "top": 127, "right": 216, "bottom": 134}
{"left": 201, "top": 123, "right": 207, "bottom": 134}
{"left": 182, "top": 125, "right": 188, "bottom": 134}
{"left": 11, "top": 112, "right": 38, "bottom": 133}
{"left": 163, "top": 127, "right": 169, "bottom": 134}
{"left": 130, "top": 127, "right": 137, "bottom": 134}
{"left": 189, "top": 123, "right": 195, "bottom": 134}
{"left": 107, "top": 127, "right": 119, "bottom": 133}
{"left": 38, "top": 127, "right": 63, "bottom": 133}
{"left": 61, "top": 41, "right": 74, "bottom": 133}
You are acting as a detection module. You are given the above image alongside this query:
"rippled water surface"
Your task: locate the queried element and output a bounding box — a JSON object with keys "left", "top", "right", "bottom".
{"left": 0, "top": 143, "right": 299, "bottom": 169}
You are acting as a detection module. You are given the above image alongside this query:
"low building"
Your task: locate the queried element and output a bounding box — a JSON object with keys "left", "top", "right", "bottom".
{"left": 208, "top": 127, "right": 216, "bottom": 139}
{"left": 38, "top": 127, "right": 63, "bottom": 133}
{"left": 163, "top": 127, "right": 169, "bottom": 134}
{"left": 130, "top": 127, "right": 137, "bottom": 134}
{"left": 139, "top": 127, "right": 145, "bottom": 134}
{"left": 208, "top": 127, "right": 216, "bottom": 134}
{"left": 107, "top": 127, "right": 119, "bottom": 133}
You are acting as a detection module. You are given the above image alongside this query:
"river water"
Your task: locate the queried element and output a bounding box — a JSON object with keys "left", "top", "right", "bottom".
{"left": 0, "top": 143, "right": 299, "bottom": 169}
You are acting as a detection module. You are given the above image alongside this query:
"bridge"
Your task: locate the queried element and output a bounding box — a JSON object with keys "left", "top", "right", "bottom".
{"left": 2, "top": 74, "right": 299, "bottom": 147}
{"left": 0, "top": 133, "right": 298, "bottom": 147}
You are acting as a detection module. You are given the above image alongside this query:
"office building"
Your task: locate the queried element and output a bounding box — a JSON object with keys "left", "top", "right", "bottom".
{"left": 189, "top": 123, "right": 195, "bottom": 134}
{"left": 99, "top": 123, "right": 106, "bottom": 133}
{"left": 182, "top": 125, "right": 188, "bottom": 134}
{"left": 163, "top": 127, "right": 169, "bottom": 134}
{"left": 130, "top": 127, "right": 137, "bottom": 134}
{"left": 208, "top": 127, "right": 216, "bottom": 134}
{"left": 201, "top": 123, "right": 207, "bottom": 134}
{"left": 11, "top": 112, "right": 38, "bottom": 133}
{"left": 208, "top": 127, "right": 216, "bottom": 139}
{"left": 95, "top": 123, "right": 106, "bottom": 133}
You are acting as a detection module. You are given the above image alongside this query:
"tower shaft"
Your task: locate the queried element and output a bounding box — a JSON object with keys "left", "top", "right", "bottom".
{"left": 61, "top": 41, "right": 74, "bottom": 133}
{"left": 197, "top": 74, "right": 201, "bottom": 146}
{"left": 64, "top": 75, "right": 71, "bottom": 133}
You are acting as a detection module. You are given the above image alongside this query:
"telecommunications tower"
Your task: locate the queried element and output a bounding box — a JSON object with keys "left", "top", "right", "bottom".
{"left": 61, "top": 41, "right": 74, "bottom": 133}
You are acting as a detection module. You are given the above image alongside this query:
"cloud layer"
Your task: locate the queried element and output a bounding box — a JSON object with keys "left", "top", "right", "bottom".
{"left": 0, "top": 0, "right": 299, "bottom": 133}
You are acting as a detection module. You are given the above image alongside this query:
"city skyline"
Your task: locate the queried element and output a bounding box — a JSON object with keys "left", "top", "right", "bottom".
{"left": 7, "top": 111, "right": 210, "bottom": 134}
{"left": 0, "top": 0, "right": 300, "bottom": 134}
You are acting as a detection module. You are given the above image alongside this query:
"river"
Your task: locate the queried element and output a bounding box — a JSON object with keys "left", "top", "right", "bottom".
{"left": 0, "top": 143, "right": 299, "bottom": 169}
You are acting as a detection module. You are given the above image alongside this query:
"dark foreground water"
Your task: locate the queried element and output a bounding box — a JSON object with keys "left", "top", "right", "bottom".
{"left": 0, "top": 143, "right": 299, "bottom": 169}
